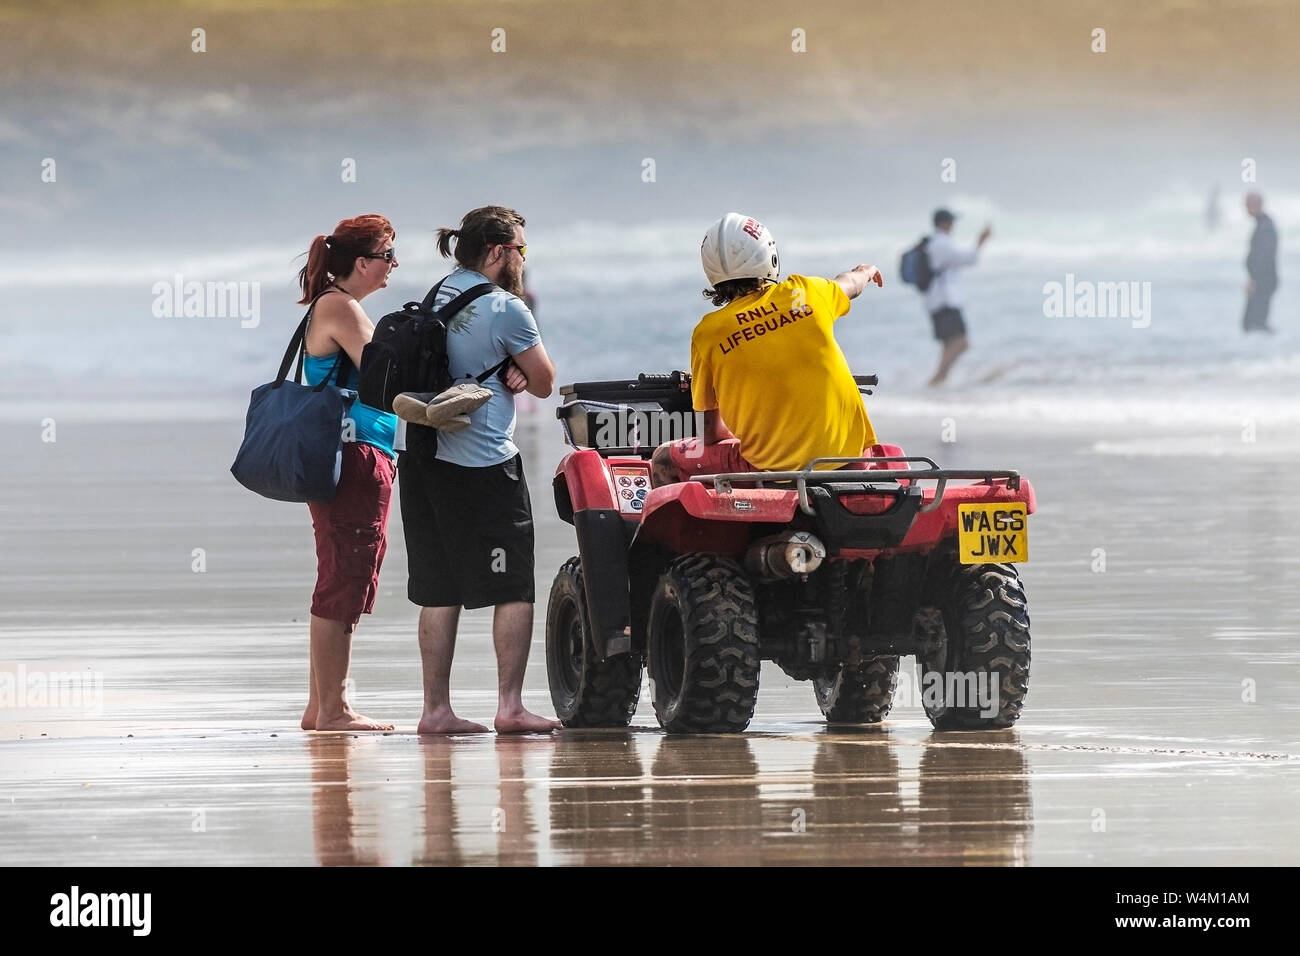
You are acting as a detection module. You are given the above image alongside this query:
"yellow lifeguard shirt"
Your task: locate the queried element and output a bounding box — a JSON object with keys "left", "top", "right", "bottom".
{"left": 690, "top": 274, "right": 876, "bottom": 472}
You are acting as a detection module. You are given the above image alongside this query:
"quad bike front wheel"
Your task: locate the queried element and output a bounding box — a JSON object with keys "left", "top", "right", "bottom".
{"left": 545, "top": 557, "right": 643, "bottom": 727}
{"left": 813, "top": 655, "right": 900, "bottom": 724}
{"left": 917, "top": 559, "right": 1031, "bottom": 730}
{"left": 646, "top": 553, "right": 760, "bottom": 733}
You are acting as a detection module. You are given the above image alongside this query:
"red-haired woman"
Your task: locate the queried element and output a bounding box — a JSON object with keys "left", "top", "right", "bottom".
{"left": 296, "top": 214, "right": 399, "bottom": 731}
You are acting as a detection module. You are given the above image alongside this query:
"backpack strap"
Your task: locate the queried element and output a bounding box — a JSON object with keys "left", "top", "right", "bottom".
{"left": 419, "top": 279, "right": 507, "bottom": 382}
{"left": 423, "top": 280, "right": 495, "bottom": 320}
{"left": 474, "top": 356, "right": 512, "bottom": 384}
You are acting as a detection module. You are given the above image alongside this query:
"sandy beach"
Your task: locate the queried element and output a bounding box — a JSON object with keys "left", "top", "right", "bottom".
{"left": 2, "top": 405, "right": 1297, "bottom": 866}
{"left": 2, "top": 0, "right": 1298, "bottom": 874}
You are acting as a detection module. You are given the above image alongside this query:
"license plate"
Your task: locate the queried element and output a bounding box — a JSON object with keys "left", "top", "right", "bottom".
{"left": 957, "top": 503, "right": 1028, "bottom": 564}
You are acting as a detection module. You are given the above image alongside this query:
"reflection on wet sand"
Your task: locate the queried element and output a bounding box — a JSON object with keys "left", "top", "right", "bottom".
{"left": 916, "top": 733, "right": 1033, "bottom": 866}
{"left": 414, "top": 737, "right": 463, "bottom": 867}
{"left": 542, "top": 729, "right": 1033, "bottom": 866}
{"left": 548, "top": 731, "right": 647, "bottom": 862}
{"left": 644, "top": 736, "right": 763, "bottom": 865}
{"left": 309, "top": 735, "right": 379, "bottom": 867}
{"left": 305, "top": 729, "right": 1034, "bottom": 866}
{"left": 802, "top": 730, "right": 904, "bottom": 862}
{"left": 493, "top": 736, "right": 539, "bottom": 866}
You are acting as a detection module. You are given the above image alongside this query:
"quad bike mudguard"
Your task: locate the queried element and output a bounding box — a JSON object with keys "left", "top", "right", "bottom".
{"left": 553, "top": 448, "right": 644, "bottom": 660}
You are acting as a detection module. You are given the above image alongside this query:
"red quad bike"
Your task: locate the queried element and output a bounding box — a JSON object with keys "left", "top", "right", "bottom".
{"left": 546, "top": 372, "right": 1034, "bottom": 734}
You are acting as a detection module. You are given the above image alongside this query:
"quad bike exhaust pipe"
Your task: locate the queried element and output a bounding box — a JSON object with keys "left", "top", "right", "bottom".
{"left": 745, "top": 531, "right": 827, "bottom": 580}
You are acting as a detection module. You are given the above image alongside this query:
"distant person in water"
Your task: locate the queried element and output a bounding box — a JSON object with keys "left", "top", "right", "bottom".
{"left": 296, "top": 214, "right": 400, "bottom": 731}
{"left": 1243, "top": 192, "right": 1278, "bottom": 333}
{"left": 922, "top": 208, "right": 991, "bottom": 386}
{"left": 521, "top": 268, "right": 537, "bottom": 314}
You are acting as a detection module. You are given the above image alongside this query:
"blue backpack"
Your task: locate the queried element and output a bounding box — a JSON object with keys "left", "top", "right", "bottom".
{"left": 899, "top": 236, "right": 937, "bottom": 292}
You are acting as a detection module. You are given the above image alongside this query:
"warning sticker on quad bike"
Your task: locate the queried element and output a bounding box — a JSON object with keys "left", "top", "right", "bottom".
{"left": 957, "top": 503, "right": 1028, "bottom": 564}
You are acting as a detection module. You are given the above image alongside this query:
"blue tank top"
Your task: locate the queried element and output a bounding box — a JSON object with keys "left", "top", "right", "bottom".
{"left": 303, "top": 352, "right": 397, "bottom": 458}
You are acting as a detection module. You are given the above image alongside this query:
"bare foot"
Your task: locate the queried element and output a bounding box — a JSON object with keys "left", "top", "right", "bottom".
{"left": 418, "top": 708, "right": 491, "bottom": 735}
{"left": 301, "top": 704, "right": 317, "bottom": 731}
{"left": 314, "top": 709, "right": 395, "bottom": 732}
{"left": 494, "top": 708, "right": 562, "bottom": 734}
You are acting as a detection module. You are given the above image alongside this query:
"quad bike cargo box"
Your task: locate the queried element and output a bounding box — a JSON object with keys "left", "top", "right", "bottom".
{"left": 557, "top": 371, "right": 697, "bottom": 453}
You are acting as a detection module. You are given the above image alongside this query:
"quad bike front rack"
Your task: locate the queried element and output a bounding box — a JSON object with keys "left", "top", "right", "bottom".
{"left": 693, "top": 456, "right": 1023, "bottom": 515}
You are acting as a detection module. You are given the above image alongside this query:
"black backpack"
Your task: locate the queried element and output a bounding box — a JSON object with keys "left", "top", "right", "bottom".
{"left": 358, "top": 278, "right": 498, "bottom": 412}
{"left": 359, "top": 278, "right": 512, "bottom": 459}
{"left": 899, "top": 236, "right": 937, "bottom": 292}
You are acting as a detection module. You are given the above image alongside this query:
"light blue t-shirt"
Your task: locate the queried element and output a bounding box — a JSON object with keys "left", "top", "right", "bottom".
{"left": 430, "top": 268, "right": 541, "bottom": 467}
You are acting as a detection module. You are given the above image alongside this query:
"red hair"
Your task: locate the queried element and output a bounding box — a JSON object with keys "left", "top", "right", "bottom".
{"left": 297, "top": 213, "right": 395, "bottom": 304}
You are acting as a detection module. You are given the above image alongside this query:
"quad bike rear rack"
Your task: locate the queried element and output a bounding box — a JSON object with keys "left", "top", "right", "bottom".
{"left": 692, "top": 457, "right": 1023, "bottom": 514}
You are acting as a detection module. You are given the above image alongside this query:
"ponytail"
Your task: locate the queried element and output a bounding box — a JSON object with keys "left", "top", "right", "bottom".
{"left": 435, "top": 227, "right": 459, "bottom": 260}
{"left": 435, "top": 206, "right": 524, "bottom": 270}
{"left": 297, "top": 234, "right": 332, "bottom": 304}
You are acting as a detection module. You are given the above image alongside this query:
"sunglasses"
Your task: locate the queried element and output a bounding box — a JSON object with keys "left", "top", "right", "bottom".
{"left": 360, "top": 249, "right": 398, "bottom": 262}
{"left": 499, "top": 243, "right": 527, "bottom": 257}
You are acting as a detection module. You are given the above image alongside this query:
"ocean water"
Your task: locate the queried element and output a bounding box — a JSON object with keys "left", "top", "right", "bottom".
{"left": 3, "top": 189, "right": 1297, "bottom": 432}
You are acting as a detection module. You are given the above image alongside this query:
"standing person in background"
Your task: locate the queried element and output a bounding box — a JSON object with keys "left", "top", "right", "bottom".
{"left": 296, "top": 214, "right": 401, "bottom": 731}
{"left": 399, "top": 205, "right": 559, "bottom": 735}
{"left": 1243, "top": 192, "right": 1278, "bottom": 334}
{"left": 923, "top": 208, "right": 991, "bottom": 386}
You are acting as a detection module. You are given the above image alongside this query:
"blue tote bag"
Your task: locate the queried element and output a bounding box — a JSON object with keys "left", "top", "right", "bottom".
{"left": 230, "top": 299, "right": 356, "bottom": 503}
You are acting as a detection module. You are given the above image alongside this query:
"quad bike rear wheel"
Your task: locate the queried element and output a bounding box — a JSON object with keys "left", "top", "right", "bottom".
{"left": 646, "top": 553, "right": 760, "bottom": 733}
{"left": 917, "top": 559, "right": 1030, "bottom": 730}
{"left": 813, "top": 655, "right": 900, "bottom": 723}
{"left": 545, "top": 557, "right": 643, "bottom": 727}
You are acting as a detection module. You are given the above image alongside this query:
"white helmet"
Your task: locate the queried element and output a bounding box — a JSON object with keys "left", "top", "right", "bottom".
{"left": 701, "top": 212, "right": 780, "bottom": 287}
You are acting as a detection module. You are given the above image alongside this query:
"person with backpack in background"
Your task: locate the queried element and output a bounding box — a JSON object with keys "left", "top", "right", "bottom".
{"left": 900, "top": 208, "right": 991, "bottom": 386}
{"left": 296, "top": 214, "right": 400, "bottom": 732}
{"left": 395, "top": 205, "right": 560, "bottom": 735}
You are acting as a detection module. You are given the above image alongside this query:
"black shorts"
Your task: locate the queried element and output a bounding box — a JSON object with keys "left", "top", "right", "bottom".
{"left": 398, "top": 452, "right": 535, "bottom": 609}
{"left": 930, "top": 306, "right": 967, "bottom": 342}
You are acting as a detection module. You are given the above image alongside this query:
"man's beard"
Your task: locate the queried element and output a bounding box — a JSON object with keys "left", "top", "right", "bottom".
{"left": 499, "top": 261, "right": 525, "bottom": 298}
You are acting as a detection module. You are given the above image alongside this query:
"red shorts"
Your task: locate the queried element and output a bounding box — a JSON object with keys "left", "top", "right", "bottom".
{"left": 307, "top": 442, "right": 395, "bottom": 627}
{"left": 668, "top": 439, "right": 885, "bottom": 478}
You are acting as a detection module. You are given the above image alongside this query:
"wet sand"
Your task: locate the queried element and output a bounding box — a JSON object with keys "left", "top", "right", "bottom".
{"left": 2, "top": 410, "right": 1299, "bottom": 865}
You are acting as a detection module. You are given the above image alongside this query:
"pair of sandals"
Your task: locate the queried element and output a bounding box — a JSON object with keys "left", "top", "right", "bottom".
{"left": 391, "top": 382, "right": 492, "bottom": 432}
